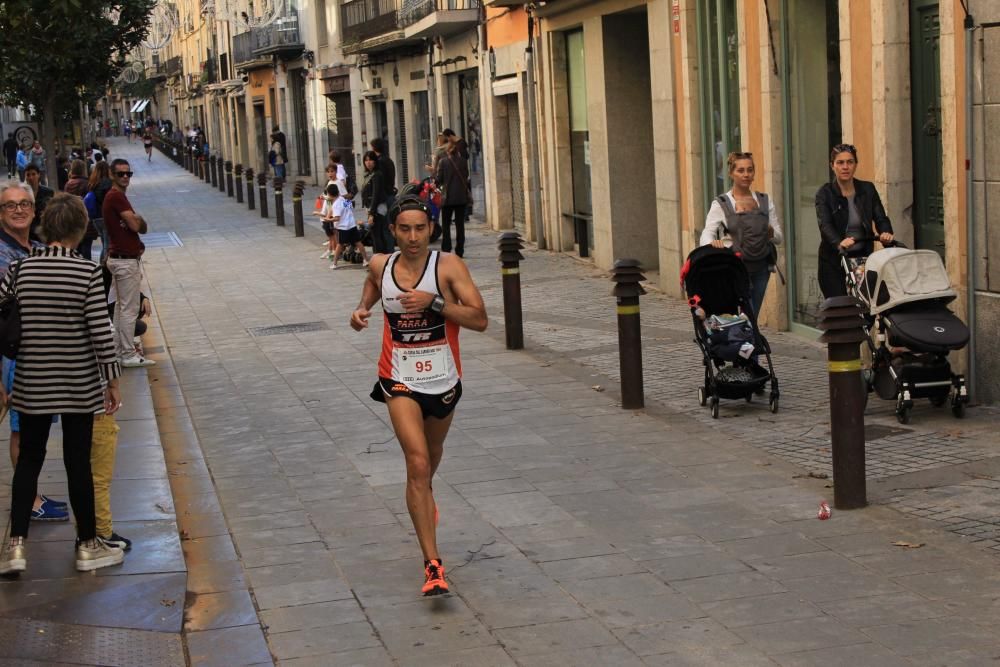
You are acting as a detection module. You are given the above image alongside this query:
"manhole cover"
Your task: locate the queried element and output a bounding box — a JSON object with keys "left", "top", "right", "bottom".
{"left": 142, "top": 232, "right": 183, "bottom": 248}
{"left": 247, "top": 321, "right": 330, "bottom": 337}
{"left": 865, "top": 424, "right": 913, "bottom": 441}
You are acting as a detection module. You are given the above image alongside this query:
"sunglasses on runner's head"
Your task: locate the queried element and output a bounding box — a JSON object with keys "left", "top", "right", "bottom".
{"left": 115, "top": 171, "right": 134, "bottom": 178}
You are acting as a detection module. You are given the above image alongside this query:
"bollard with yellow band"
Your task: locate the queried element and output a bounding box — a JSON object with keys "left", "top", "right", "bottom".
{"left": 274, "top": 178, "right": 285, "bottom": 227}
{"left": 234, "top": 164, "right": 244, "bottom": 204}
{"left": 257, "top": 173, "right": 269, "bottom": 218}
{"left": 218, "top": 156, "right": 227, "bottom": 193}
{"left": 292, "top": 181, "right": 305, "bottom": 237}
{"left": 611, "top": 259, "right": 646, "bottom": 410}
{"left": 245, "top": 168, "right": 255, "bottom": 210}
{"left": 818, "top": 296, "right": 869, "bottom": 510}
{"left": 497, "top": 232, "right": 525, "bottom": 350}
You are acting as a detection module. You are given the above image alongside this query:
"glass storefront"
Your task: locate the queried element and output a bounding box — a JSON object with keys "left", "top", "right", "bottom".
{"left": 565, "top": 29, "right": 593, "bottom": 251}
{"left": 697, "top": 0, "right": 741, "bottom": 204}
{"left": 783, "top": 0, "right": 841, "bottom": 328}
{"left": 325, "top": 92, "right": 355, "bottom": 179}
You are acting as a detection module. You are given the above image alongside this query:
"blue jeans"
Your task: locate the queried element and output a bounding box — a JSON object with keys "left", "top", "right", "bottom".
{"left": 273, "top": 163, "right": 286, "bottom": 180}
{"left": 748, "top": 268, "right": 771, "bottom": 320}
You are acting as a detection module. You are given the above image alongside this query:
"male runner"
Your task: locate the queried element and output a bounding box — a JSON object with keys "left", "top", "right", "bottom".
{"left": 350, "top": 189, "right": 487, "bottom": 596}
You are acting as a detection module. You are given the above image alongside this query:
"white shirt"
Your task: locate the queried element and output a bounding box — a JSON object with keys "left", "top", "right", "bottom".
{"left": 332, "top": 196, "right": 355, "bottom": 231}
{"left": 700, "top": 190, "right": 783, "bottom": 247}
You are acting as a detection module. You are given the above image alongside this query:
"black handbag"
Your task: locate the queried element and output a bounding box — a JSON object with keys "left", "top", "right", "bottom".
{"left": 0, "top": 259, "right": 23, "bottom": 359}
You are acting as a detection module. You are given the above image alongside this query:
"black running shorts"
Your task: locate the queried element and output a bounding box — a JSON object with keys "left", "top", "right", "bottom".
{"left": 370, "top": 378, "right": 462, "bottom": 420}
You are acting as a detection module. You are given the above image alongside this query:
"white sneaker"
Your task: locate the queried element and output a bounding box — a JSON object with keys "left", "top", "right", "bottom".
{"left": 121, "top": 356, "right": 156, "bottom": 368}
{"left": 75, "top": 538, "right": 124, "bottom": 571}
{"left": 320, "top": 250, "right": 331, "bottom": 259}
{"left": 0, "top": 536, "right": 26, "bottom": 575}
{"left": 330, "top": 263, "right": 340, "bottom": 270}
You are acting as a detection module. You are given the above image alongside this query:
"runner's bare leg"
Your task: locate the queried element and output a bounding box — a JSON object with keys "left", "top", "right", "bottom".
{"left": 387, "top": 396, "right": 439, "bottom": 561}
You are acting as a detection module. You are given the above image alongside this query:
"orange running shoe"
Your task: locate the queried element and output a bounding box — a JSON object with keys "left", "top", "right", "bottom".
{"left": 422, "top": 559, "right": 448, "bottom": 596}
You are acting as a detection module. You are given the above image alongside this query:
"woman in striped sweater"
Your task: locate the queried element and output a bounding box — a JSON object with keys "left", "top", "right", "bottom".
{"left": 0, "top": 193, "right": 124, "bottom": 575}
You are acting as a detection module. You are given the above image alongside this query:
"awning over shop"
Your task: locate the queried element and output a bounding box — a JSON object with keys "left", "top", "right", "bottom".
{"left": 130, "top": 99, "right": 150, "bottom": 113}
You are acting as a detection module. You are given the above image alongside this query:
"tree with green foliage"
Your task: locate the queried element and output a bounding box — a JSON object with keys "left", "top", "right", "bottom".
{"left": 0, "top": 0, "right": 156, "bottom": 185}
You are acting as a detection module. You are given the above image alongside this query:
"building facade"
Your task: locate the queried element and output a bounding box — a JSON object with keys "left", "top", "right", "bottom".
{"left": 480, "top": 0, "right": 997, "bottom": 402}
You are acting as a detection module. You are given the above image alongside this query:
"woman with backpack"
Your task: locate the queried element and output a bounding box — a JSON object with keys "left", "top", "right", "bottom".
{"left": 80, "top": 161, "right": 112, "bottom": 262}
{"left": 701, "top": 151, "right": 783, "bottom": 319}
{"left": 815, "top": 143, "right": 894, "bottom": 298}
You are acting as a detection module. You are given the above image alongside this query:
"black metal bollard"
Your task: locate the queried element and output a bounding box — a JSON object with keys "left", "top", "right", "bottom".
{"left": 292, "top": 181, "right": 305, "bottom": 237}
{"left": 274, "top": 178, "right": 285, "bottom": 227}
{"left": 817, "top": 296, "right": 868, "bottom": 509}
{"left": 611, "top": 259, "right": 646, "bottom": 410}
{"left": 497, "top": 232, "right": 525, "bottom": 350}
{"left": 218, "top": 157, "right": 226, "bottom": 193}
{"left": 183, "top": 150, "right": 190, "bottom": 172}
{"left": 257, "top": 173, "right": 268, "bottom": 218}
{"left": 209, "top": 156, "right": 218, "bottom": 187}
{"left": 234, "top": 165, "right": 244, "bottom": 203}
{"left": 225, "top": 161, "right": 234, "bottom": 197}
{"left": 202, "top": 157, "right": 209, "bottom": 182}
{"left": 245, "top": 168, "right": 255, "bottom": 210}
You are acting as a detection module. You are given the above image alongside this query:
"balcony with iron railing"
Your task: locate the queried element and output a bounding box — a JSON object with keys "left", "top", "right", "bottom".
{"left": 234, "top": 29, "right": 268, "bottom": 68}
{"left": 341, "top": 0, "right": 479, "bottom": 53}
{"left": 341, "top": 0, "right": 401, "bottom": 47}
{"left": 165, "top": 56, "right": 183, "bottom": 76}
{"left": 398, "top": 0, "right": 480, "bottom": 31}
{"left": 253, "top": 13, "right": 305, "bottom": 58}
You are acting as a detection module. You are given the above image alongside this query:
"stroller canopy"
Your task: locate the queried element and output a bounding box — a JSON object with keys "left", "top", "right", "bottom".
{"left": 681, "top": 245, "right": 751, "bottom": 317}
{"left": 862, "top": 247, "right": 956, "bottom": 315}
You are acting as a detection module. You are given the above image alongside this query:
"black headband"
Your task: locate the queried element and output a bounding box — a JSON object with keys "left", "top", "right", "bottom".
{"left": 389, "top": 195, "right": 431, "bottom": 224}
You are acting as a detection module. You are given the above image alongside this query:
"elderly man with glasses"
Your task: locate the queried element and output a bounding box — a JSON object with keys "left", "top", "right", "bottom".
{"left": 102, "top": 159, "right": 154, "bottom": 368}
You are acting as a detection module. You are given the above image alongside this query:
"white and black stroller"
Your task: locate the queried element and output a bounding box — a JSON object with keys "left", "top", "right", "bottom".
{"left": 682, "top": 245, "right": 780, "bottom": 418}
{"left": 843, "top": 245, "right": 970, "bottom": 423}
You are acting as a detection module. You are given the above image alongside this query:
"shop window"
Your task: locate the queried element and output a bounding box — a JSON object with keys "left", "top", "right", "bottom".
{"left": 697, "top": 0, "right": 741, "bottom": 205}
{"left": 784, "top": 0, "right": 841, "bottom": 328}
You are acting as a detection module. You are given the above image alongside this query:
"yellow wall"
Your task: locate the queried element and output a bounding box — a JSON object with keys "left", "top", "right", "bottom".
{"left": 849, "top": 0, "right": 875, "bottom": 181}
{"left": 486, "top": 6, "right": 528, "bottom": 48}
{"left": 248, "top": 69, "right": 276, "bottom": 118}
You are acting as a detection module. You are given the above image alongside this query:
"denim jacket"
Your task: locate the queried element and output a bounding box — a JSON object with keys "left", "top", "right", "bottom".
{"left": 815, "top": 179, "right": 893, "bottom": 259}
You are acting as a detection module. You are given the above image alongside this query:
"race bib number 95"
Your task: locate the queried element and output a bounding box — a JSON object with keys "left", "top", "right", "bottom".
{"left": 396, "top": 346, "right": 448, "bottom": 384}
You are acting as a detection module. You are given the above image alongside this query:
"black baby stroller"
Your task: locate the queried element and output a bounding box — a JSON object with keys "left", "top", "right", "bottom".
{"left": 681, "top": 245, "right": 780, "bottom": 418}
{"left": 843, "top": 245, "right": 969, "bottom": 423}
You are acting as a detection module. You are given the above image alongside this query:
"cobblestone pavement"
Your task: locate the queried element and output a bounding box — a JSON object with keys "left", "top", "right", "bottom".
{"left": 125, "top": 140, "right": 1000, "bottom": 665}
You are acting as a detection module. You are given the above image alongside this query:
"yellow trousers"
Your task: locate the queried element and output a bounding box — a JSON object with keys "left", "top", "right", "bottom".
{"left": 91, "top": 413, "right": 120, "bottom": 538}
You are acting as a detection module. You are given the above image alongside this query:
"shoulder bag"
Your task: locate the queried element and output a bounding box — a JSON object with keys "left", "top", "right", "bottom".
{"left": 0, "top": 259, "right": 24, "bottom": 358}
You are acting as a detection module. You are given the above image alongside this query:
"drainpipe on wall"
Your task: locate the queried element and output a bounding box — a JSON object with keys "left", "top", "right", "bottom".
{"left": 427, "top": 41, "right": 438, "bottom": 141}
{"left": 964, "top": 9, "right": 977, "bottom": 400}
{"left": 525, "top": 10, "right": 546, "bottom": 249}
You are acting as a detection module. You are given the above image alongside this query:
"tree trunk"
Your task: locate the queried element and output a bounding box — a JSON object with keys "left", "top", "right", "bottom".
{"left": 40, "top": 92, "right": 60, "bottom": 189}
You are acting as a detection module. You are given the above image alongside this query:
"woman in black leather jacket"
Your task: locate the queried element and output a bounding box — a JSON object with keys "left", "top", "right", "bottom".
{"left": 815, "top": 144, "right": 894, "bottom": 298}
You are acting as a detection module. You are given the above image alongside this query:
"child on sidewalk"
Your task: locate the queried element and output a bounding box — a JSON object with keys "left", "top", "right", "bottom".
{"left": 92, "top": 413, "right": 131, "bottom": 551}
{"left": 325, "top": 184, "right": 367, "bottom": 270}
{"left": 315, "top": 183, "right": 338, "bottom": 260}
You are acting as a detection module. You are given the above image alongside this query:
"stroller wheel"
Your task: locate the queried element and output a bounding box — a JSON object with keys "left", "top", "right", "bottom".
{"left": 896, "top": 405, "right": 911, "bottom": 425}
{"left": 769, "top": 396, "right": 779, "bottom": 414}
{"left": 698, "top": 387, "right": 707, "bottom": 406}
{"left": 952, "top": 401, "right": 966, "bottom": 419}
{"left": 710, "top": 398, "right": 719, "bottom": 419}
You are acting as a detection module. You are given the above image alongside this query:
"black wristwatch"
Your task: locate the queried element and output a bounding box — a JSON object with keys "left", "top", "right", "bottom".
{"left": 430, "top": 295, "right": 446, "bottom": 313}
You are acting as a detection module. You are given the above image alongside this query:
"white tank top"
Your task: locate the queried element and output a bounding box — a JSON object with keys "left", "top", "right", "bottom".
{"left": 377, "top": 251, "right": 461, "bottom": 394}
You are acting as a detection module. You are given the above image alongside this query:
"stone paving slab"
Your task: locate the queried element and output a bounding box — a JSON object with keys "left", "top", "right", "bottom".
{"left": 122, "top": 139, "right": 1000, "bottom": 665}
